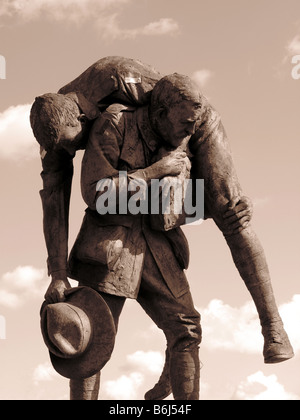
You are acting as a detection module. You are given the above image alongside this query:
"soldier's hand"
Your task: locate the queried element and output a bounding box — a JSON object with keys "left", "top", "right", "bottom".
{"left": 223, "top": 196, "right": 253, "bottom": 234}
{"left": 44, "top": 278, "right": 71, "bottom": 304}
{"left": 156, "top": 150, "right": 189, "bottom": 177}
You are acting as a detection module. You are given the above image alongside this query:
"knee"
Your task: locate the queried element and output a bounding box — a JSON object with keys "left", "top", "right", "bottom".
{"left": 166, "top": 316, "right": 202, "bottom": 352}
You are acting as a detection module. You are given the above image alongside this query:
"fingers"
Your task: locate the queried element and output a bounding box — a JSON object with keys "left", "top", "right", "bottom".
{"left": 223, "top": 196, "right": 253, "bottom": 220}
{"left": 227, "top": 215, "right": 251, "bottom": 230}
{"left": 223, "top": 208, "right": 251, "bottom": 225}
{"left": 169, "top": 150, "right": 187, "bottom": 159}
{"left": 224, "top": 202, "right": 248, "bottom": 218}
{"left": 223, "top": 217, "right": 251, "bottom": 236}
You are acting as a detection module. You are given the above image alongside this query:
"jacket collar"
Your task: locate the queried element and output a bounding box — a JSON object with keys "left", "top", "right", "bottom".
{"left": 136, "top": 106, "right": 161, "bottom": 153}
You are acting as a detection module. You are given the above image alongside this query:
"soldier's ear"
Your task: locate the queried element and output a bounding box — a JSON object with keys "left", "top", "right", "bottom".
{"left": 157, "top": 105, "right": 167, "bottom": 120}
{"left": 78, "top": 114, "right": 87, "bottom": 125}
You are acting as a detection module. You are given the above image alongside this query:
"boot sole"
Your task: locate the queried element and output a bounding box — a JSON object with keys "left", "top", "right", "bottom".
{"left": 264, "top": 352, "right": 294, "bottom": 364}
{"left": 144, "top": 388, "right": 172, "bottom": 400}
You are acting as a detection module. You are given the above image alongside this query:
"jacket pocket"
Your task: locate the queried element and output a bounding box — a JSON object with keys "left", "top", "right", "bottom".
{"left": 71, "top": 214, "right": 128, "bottom": 270}
{"left": 164, "top": 227, "right": 190, "bottom": 270}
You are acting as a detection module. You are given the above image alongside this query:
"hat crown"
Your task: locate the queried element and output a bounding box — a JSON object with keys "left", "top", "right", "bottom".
{"left": 45, "top": 303, "right": 92, "bottom": 359}
{"left": 40, "top": 287, "right": 116, "bottom": 379}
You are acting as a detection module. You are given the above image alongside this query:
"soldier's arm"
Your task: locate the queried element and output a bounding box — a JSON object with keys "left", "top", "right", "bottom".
{"left": 39, "top": 148, "right": 73, "bottom": 302}
{"left": 191, "top": 105, "right": 272, "bottom": 296}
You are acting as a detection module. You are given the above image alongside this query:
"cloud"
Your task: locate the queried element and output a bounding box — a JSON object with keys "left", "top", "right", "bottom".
{"left": 279, "top": 34, "right": 300, "bottom": 69}
{"left": 233, "top": 371, "right": 300, "bottom": 400}
{"left": 0, "top": 265, "right": 46, "bottom": 308}
{"left": 0, "top": 1, "right": 179, "bottom": 40}
{"left": 199, "top": 295, "right": 300, "bottom": 355}
{"left": 200, "top": 299, "right": 262, "bottom": 353}
{"left": 0, "top": 290, "right": 22, "bottom": 309}
{"left": 0, "top": 0, "right": 130, "bottom": 22}
{"left": 126, "top": 350, "right": 164, "bottom": 375}
{"left": 286, "top": 35, "right": 300, "bottom": 56}
{"left": 278, "top": 294, "right": 300, "bottom": 353}
{"left": 0, "top": 104, "right": 38, "bottom": 161}
{"left": 33, "top": 362, "right": 60, "bottom": 386}
{"left": 191, "top": 69, "right": 214, "bottom": 89}
{"left": 141, "top": 18, "right": 179, "bottom": 36}
{"left": 103, "top": 372, "right": 144, "bottom": 400}
{"left": 95, "top": 15, "right": 179, "bottom": 40}
{"left": 0, "top": 315, "right": 6, "bottom": 339}
{"left": 101, "top": 350, "right": 164, "bottom": 399}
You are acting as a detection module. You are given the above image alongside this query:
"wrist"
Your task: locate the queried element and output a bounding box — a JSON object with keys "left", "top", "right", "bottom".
{"left": 51, "top": 270, "right": 68, "bottom": 281}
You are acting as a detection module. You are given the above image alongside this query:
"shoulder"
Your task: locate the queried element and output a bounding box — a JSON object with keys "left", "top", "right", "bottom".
{"left": 92, "top": 103, "right": 136, "bottom": 133}
{"left": 189, "top": 99, "right": 222, "bottom": 153}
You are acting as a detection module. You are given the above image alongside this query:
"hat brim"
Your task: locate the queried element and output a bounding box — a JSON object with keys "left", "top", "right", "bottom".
{"left": 41, "top": 286, "right": 116, "bottom": 379}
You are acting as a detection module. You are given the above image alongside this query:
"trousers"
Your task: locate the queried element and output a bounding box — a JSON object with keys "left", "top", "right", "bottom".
{"left": 74, "top": 244, "right": 202, "bottom": 400}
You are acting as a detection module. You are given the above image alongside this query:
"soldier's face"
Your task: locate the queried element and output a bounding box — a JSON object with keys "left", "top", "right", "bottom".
{"left": 158, "top": 101, "right": 201, "bottom": 148}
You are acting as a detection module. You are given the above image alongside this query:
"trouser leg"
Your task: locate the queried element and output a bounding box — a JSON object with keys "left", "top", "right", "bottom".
{"left": 138, "top": 247, "right": 201, "bottom": 400}
{"left": 225, "top": 228, "right": 294, "bottom": 363}
{"left": 170, "top": 348, "right": 200, "bottom": 400}
{"left": 144, "top": 348, "right": 172, "bottom": 400}
{"left": 70, "top": 373, "right": 100, "bottom": 400}
{"left": 69, "top": 291, "right": 126, "bottom": 400}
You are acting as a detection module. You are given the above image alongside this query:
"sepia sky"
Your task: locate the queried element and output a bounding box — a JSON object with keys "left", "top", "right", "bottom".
{"left": 0, "top": 0, "right": 299, "bottom": 400}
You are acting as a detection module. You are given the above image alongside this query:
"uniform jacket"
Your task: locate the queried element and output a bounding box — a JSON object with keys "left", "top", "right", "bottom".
{"left": 68, "top": 105, "right": 191, "bottom": 299}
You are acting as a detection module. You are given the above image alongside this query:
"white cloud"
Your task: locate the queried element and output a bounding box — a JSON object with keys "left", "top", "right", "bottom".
{"left": 0, "top": 265, "right": 46, "bottom": 308}
{"left": 126, "top": 350, "right": 164, "bottom": 375}
{"left": 141, "top": 18, "right": 179, "bottom": 36}
{"left": 279, "top": 294, "right": 300, "bottom": 353}
{"left": 200, "top": 299, "right": 262, "bottom": 353}
{"left": 0, "top": 1, "right": 179, "bottom": 40}
{"left": 95, "top": 15, "right": 179, "bottom": 40}
{"left": 0, "top": 104, "right": 38, "bottom": 161}
{"left": 33, "top": 362, "right": 59, "bottom": 386}
{"left": 280, "top": 34, "right": 300, "bottom": 68}
{"left": 286, "top": 35, "right": 300, "bottom": 56}
{"left": 191, "top": 69, "right": 214, "bottom": 89}
{"left": 233, "top": 371, "right": 300, "bottom": 400}
{"left": 101, "top": 350, "right": 164, "bottom": 399}
{"left": 0, "top": 290, "right": 22, "bottom": 308}
{"left": 0, "top": 0, "right": 130, "bottom": 22}
{"left": 199, "top": 295, "right": 300, "bottom": 355}
{"left": 103, "top": 372, "right": 144, "bottom": 400}
{"left": 0, "top": 315, "right": 5, "bottom": 339}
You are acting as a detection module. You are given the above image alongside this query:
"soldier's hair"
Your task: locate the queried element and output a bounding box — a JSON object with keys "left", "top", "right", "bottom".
{"left": 150, "top": 73, "right": 202, "bottom": 113}
{"left": 30, "top": 93, "right": 80, "bottom": 151}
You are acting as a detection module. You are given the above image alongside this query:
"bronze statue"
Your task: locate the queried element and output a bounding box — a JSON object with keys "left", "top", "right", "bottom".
{"left": 30, "top": 56, "right": 293, "bottom": 401}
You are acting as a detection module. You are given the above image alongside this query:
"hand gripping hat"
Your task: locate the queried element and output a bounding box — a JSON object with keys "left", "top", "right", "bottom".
{"left": 40, "top": 287, "right": 116, "bottom": 379}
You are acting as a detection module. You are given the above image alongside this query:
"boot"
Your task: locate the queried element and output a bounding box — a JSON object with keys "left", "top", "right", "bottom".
{"left": 262, "top": 320, "right": 294, "bottom": 363}
{"left": 144, "top": 349, "right": 172, "bottom": 400}
{"left": 226, "top": 228, "right": 294, "bottom": 363}
{"left": 169, "top": 349, "right": 200, "bottom": 400}
{"left": 70, "top": 372, "right": 100, "bottom": 400}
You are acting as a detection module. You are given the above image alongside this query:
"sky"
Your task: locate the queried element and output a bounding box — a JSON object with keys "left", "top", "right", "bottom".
{"left": 0, "top": 0, "right": 299, "bottom": 400}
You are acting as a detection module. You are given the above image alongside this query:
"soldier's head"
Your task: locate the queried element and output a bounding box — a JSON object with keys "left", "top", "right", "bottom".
{"left": 30, "top": 93, "right": 98, "bottom": 154}
{"left": 150, "top": 73, "right": 203, "bottom": 148}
